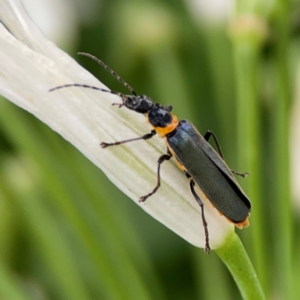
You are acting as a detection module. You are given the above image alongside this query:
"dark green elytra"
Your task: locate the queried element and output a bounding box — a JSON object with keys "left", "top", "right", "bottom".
{"left": 167, "top": 120, "right": 251, "bottom": 224}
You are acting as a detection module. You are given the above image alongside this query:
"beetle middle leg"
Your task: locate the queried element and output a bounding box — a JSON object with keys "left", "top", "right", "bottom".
{"left": 101, "top": 132, "right": 172, "bottom": 202}
{"left": 187, "top": 174, "right": 210, "bottom": 253}
{"left": 204, "top": 130, "right": 248, "bottom": 178}
{"left": 139, "top": 151, "right": 172, "bottom": 202}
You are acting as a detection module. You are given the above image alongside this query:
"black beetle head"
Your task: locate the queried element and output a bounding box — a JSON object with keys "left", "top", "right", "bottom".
{"left": 123, "top": 95, "right": 154, "bottom": 113}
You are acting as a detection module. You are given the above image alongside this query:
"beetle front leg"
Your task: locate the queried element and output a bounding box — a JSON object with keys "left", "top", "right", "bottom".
{"left": 101, "top": 130, "right": 156, "bottom": 148}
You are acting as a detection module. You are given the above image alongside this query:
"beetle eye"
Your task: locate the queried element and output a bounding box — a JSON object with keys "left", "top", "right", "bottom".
{"left": 164, "top": 105, "right": 173, "bottom": 112}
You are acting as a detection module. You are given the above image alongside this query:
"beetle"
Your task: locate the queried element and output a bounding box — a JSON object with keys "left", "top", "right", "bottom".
{"left": 50, "top": 52, "right": 251, "bottom": 253}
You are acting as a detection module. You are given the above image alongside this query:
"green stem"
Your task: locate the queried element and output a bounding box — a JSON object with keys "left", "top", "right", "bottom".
{"left": 229, "top": 2, "right": 270, "bottom": 289}
{"left": 270, "top": 0, "right": 292, "bottom": 298}
{"left": 233, "top": 35, "right": 266, "bottom": 290}
{"left": 216, "top": 232, "right": 265, "bottom": 300}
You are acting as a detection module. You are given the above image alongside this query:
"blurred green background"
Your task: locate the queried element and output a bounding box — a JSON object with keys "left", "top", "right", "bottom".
{"left": 1, "top": 0, "right": 300, "bottom": 299}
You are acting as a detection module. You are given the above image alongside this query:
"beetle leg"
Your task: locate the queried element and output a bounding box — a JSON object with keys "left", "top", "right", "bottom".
{"left": 204, "top": 130, "right": 224, "bottom": 158}
{"left": 204, "top": 130, "right": 248, "bottom": 178}
{"left": 101, "top": 130, "right": 156, "bottom": 148}
{"left": 188, "top": 175, "right": 210, "bottom": 253}
{"left": 231, "top": 170, "right": 249, "bottom": 178}
{"left": 139, "top": 151, "right": 172, "bottom": 202}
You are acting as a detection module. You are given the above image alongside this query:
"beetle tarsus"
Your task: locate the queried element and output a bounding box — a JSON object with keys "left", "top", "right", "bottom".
{"left": 231, "top": 170, "right": 249, "bottom": 178}
{"left": 139, "top": 193, "right": 153, "bottom": 203}
{"left": 204, "top": 244, "right": 211, "bottom": 253}
{"left": 100, "top": 142, "right": 111, "bottom": 148}
{"left": 112, "top": 102, "right": 124, "bottom": 108}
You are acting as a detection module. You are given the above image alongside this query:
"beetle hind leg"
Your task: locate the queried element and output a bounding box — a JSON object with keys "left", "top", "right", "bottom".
{"left": 204, "top": 130, "right": 224, "bottom": 159}
{"left": 187, "top": 175, "right": 210, "bottom": 253}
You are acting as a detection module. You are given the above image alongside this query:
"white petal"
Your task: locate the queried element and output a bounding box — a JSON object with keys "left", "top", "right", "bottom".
{"left": 0, "top": 0, "right": 233, "bottom": 250}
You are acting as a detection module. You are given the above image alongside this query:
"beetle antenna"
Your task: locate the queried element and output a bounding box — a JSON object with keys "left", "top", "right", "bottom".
{"left": 78, "top": 52, "right": 137, "bottom": 96}
{"left": 49, "top": 84, "right": 125, "bottom": 107}
{"left": 49, "top": 83, "right": 120, "bottom": 96}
